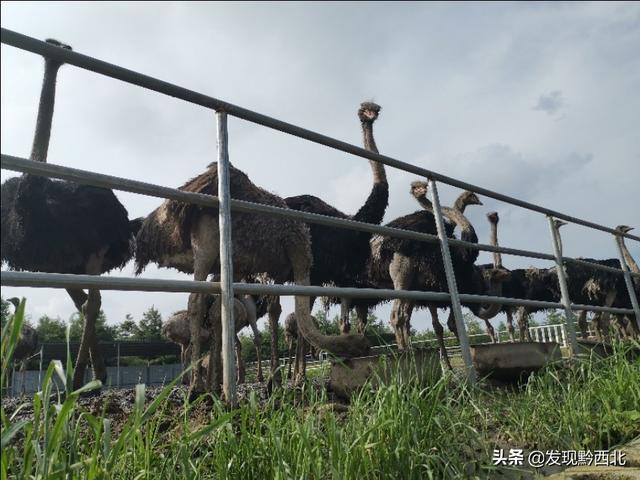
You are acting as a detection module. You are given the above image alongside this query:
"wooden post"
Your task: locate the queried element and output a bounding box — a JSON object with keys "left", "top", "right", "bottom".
{"left": 216, "top": 111, "right": 237, "bottom": 406}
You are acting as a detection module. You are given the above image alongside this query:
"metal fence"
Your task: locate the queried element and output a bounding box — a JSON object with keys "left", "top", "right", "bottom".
{"left": 1, "top": 28, "right": 639, "bottom": 403}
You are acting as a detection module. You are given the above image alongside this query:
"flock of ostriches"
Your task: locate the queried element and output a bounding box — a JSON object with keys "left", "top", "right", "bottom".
{"left": 2, "top": 39, "right": 638, "bottom": 395}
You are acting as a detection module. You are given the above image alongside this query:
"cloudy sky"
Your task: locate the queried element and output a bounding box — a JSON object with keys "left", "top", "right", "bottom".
{"left": 1, "top": 2, "right": 639, "bottom": 332}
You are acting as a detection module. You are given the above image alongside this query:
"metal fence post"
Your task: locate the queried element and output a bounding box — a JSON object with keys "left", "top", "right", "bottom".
{"left": 38, "top": 345, "right": 44, "bottom": 388}
{"left": 116, "top": 342, "right": 121, "bottom": 387}
{"left": 428, "top": 179, "right": 476, "bottom": 385}
{"left": 613, "top": 234, "right": 640, "bottom": 332}
{"left": 547, "top": 217, "right": 578, "bottom": 355}
{"left": 216, "top": 111, "right": 237, "bottom": 406}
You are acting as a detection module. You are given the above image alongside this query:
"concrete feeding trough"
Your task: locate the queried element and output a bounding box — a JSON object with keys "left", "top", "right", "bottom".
{"left": 327, "top": 346, "right": 441, "bottom": 399}
{"left": 574, "top": 339, "right": 614, "bottom": 358}
{"left": 574, "top": 339, "right": 639, "bottom": 361}
{"left": 471, "top": 342, "right": 562, "bottom": 382}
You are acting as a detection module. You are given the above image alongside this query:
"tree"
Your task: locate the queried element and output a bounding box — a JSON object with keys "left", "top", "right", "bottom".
{"left": 138, "top": 306, "right": 163, "bottom": 341}
{"left": 0, "top": 297, "right": 10, "bottom": 330}
{"left": 545, "top": 311, "right": 565, "bottom": 326}
{"left": 117, "top": 314, "right": 141, "bottom": 340}
{"left": 464, "top": 313, "right": 484, "bottom": 335}
{"left": 69, "top": 310, "right": 117, "bottom": 342}
{"left": 36, "top": 315, "right": 67, "bottom": 342}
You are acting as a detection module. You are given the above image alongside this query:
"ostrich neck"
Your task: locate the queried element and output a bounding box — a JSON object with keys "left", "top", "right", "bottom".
{"left": 445, "top": 207, "right": 479, "bottom": 264}
{"left": 352, "top": 121, "right": 388, "bottom": 224}
{"left": 414, "top": 194, "right": 471, "bottom": 236}
{"left": 453, "top": 196, "right": 470, "bottom": 214}
{"left": 30, "top": 60, "right": 61, "bottom": 163}
{"left": 488, "top": 220, "right": 502, "bottom": 268}
{"left": 362, "top": 121, "right": 386, "bottom": 183}
{"left": 415, "top": 195, "right": 432, "bottom": 212}
{"left": 617, "top": 236, "right": 640, "bottom": 274}
{"left": 446, "top": 208, "right": 478, "bottom": 244}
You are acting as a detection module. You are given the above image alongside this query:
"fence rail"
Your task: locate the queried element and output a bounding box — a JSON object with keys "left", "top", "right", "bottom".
{"left": 2, "top": 29, "right": 639, "bottom": 400}
{"left": 2, "top": 28, "right": 638, "bottom": 242}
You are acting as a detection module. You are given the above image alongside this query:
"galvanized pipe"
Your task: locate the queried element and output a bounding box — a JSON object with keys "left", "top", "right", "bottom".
{"left": 216, "top": 112, "right": 236, "bottom": 406}
{"left": 548, "top": 217, "right": 578, "bottom": 354}
{"left": 1, "top": 271, "right": 635, "bottom": 315}
{"left": 3, "top": 155, "right": 636, "bottom": 279}
{"left": 613, "top": 234, "right": 640, "bottom": 332}
{"left": 428, "top": 179, "right": 475, "bottom": 384}
{"left": 1, "top": 28, "right": 638, "bottom": 243}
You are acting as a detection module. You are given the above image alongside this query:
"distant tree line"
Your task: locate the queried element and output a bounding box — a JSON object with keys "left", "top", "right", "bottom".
{"left": 1, "top": 297, "right": 164, "bottom": 343}
{"left": 2, "top": 296, "right": 572, "bottom": 365}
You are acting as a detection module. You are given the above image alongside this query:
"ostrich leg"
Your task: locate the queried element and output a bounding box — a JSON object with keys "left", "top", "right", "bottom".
{"left": 67, "top": 287, "right": 106, "bottom": 386}
{"left": 247, "top": 317, "right": 263, "bottom": 383}
{"left": 339, "top": 298, "right": 352, "bottom": 334}
{"left": 209, "top": 305, "right": 223, "bottom": 395}
{"left": 235, "top": 334, "right": 245, "bottom": 384}
{"left": 267, "top": 298, "right": 282, "bottom": 385}
{"left": 577, "top": 311, "right": 589, "bottom": 339}
{"left": 66, "top": 288, "right": 88, "bottom": 312}
{"left": 67, "top": 288, "right": 89, "bottom": 388}
{"left": 293, "top": 332, "right": 308, "bottom": 384}
{"left": 429, "top": 305, "right": 452, "bottom": 370}
{"left": 286, "top": 337, "right": 294, "bottom": 380}
{"left": 506, "top": 310, "right": 516, "bottom": 342}
{"left": 483, "top": 319, "right": 497, "bottom": 343}
{"left": 356, "top": 304, "right": 369, "bottom": 334}
{"left": 446, "top": 310, "right": 459, "bottom": 341}
{"left": 389, "top": 253, "right": 414, "bottom": 350}
{"left": 400, "top": 302, "right": 414, "bottom": 349}
{"left": 516, "top": 307, "right": 533, "bottom": 342}
{"left": 72, "top": 289, "right": 102, "bottom": 389}
{"left": 86, "top": 289, "right": 107, "bottom": 384}
{"left": 189, "top": 217, "right": 218, "bottom": 394}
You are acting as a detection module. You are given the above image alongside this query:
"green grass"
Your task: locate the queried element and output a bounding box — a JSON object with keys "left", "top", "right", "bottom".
{"left": 2, "top": 300, "right": 639, "bottom": 479}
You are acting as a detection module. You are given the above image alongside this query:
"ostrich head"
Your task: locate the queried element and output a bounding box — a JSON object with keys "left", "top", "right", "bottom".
{"left": 358, "top": 101, "right": 381, "bottom": 123}
{"left": 8, "top": 297, "right": 21, "bottom": 311}
{"left": 458, "top": 191, "right": 483, "bottom": 208}
{"left": 616, "top": 225, "right": 634, "bottom": 234}
{"left": 487, "top": 211, "right": 499, "bottom": 224}
{"left": 409, "top": 180, "right": 428, "bottom": 199}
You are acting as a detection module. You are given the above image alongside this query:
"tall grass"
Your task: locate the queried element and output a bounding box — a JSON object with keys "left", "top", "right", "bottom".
{"left": 1, "top": 300, "right": 639, "bottom": 479}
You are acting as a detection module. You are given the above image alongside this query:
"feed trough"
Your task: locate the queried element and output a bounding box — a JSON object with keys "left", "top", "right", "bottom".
{"left": 327, "top": 346, "right": 441, "bottom": 399}
{"left": 471, "top": 342, "right": 562, "bottom": 382}
{"left": 574, "top": 339, "right": 614, "bottom": 358}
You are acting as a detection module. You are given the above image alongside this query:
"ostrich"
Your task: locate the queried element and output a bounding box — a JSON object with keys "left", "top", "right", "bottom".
{"left": 615, "top": 226, "right": 639, "bottom": 277}
{"left": 553, "top": 221, "right": 627, "bottom": 341}
{"left": 0, "top": 39, "right": 138, "bottom": 389}
{"left": 484, "top": 212, "right": 521, "bottom": 342}
{"left": 321, "top": 184, "right": 485, "bottom": 336}
{"left": 163, "top": 295, "right": 263, "bottom": 383}
{"left": 134, "top": 161, "right": 370, "bottom": 393}
{"left": 407, "top": 182, "right": 507, "bottom": 346}
{"left": 284, "top": 312, "right": 320, "bottom": 380}
{"left": 367, "top": 183, "right": 509, "bottom": 367}
{"left": 284, "top": 102, "right": 387, "bottom": 335}
{"left": 483, "top": 212, "right": 562, "bottom": 343}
